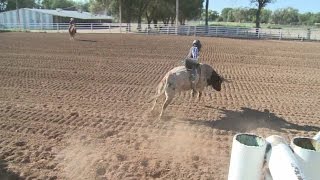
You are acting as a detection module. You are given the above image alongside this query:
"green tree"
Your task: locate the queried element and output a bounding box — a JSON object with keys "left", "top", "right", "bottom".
{"left": 299, "top": 12, "right": 314, "bottom": 25}
{"left": 247, "top": 8, "right": 257, "bottom": 22}
{"left": 0, "top": 0, "right": 7, "bottom": 12}
{"left": 260, "top": 9, "right": 272, "bottom": 23}
{"left": 145, "top": 0, "right": 174, "bottom": 25}
{"left": 232, "top": 8, "right": 247, "bottom": 23}
{"left": 90, "top": 0, "right": 203, "bottom": 25}
{"left": 179, "top": 0, "right": 203, "bottom": 24}
{"left": 250, "top": 0, "right": 275, "bottom": 28}
{"left": 89, "top": 0, "right": 107, "bottom": 14}
{"left": 201, "top": 10, "right": 219, "bottom": 21}
{"left": 1, "top": 0, "right": 36, "bottom": 11}
{"left": 41, "top": 0, "right": 75, "bottom": 9}
{"left": 134, "top": 0, "right": 150, "bottom": 29}
{"left": 107, "top": 0, "right": 137, "bottom": 23}
{"left": 75, "top": 1, "right": 89, "bottom": 12}
{"left": 221, "top": 8, "right": 233, "bottom": 22}
{"left": 313, "top": 13, "right": 320, "bottom": 24}
{"left": 272, "top": 7, "right": 299, "bottom": 25}
{"left": 227, "top": 9, "right": 235, "bottom": 22}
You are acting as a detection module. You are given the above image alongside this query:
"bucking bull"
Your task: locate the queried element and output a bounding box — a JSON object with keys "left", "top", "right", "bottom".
{"left": 150, "top": 63, "right": 225, "bottom": 117}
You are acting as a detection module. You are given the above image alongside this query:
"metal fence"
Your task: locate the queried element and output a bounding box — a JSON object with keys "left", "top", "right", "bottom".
{"left": 1, "top": 23, "right": 320, "bottom": 41}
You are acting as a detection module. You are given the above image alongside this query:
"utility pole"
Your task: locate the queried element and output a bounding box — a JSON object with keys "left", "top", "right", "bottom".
{"left": 16, "top": 0, "right": 20, "bottom": 29}
{"left": 205, "top": 0, "right": 209, "bottom": 26}
{"left": 175, "top": 0, "right": 179, "bottom": 34}
{"left": 119, "top": 0, "right": 122, "bottom": 32}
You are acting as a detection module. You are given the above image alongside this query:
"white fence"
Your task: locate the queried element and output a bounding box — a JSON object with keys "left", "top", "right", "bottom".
{"left": 1, "top": 23, "right": 320, "bottom": 41}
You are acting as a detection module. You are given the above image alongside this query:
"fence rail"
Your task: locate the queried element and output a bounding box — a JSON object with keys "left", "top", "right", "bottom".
{"left": 1, "top": 23, "right": 319, "bottom": 41}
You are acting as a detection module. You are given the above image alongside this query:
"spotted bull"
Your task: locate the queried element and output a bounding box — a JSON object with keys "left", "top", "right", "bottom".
{"left": 150, "top": 63, "right": 224, "bottom": 117}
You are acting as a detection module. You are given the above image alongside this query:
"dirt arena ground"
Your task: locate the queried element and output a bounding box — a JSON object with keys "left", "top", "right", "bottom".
{"left": 0, "top": 32, "right": 319, "bottom": 180}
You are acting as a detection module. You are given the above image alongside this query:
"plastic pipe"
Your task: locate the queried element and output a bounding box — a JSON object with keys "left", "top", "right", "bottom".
{"left": 264, "top": 169, "right": 273, "bottom": 180}
{"left": 291, "top": 137, "right": 320, "bottom": 180}
{"left": 228, "top": 133, "right": 267, "bottom": 180}
{"left": 313, "top": 131, "right": 320, "bottom": 141}
{"left": 265, "top": 135, "right": 306, "bottom": 180}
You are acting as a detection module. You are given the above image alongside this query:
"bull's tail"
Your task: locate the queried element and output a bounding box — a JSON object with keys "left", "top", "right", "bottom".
{"left": 148, "top": 76, "right": 167, "bottom": 103}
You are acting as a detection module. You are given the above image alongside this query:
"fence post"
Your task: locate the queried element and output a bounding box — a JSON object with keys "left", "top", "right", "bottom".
{"left": 109, "top": 23, "right": 111, "bottom": 33}
{"left": 215, "top": 27, "right": 218, "bottom": 36}
{"left": 175, "top": 25, "right": 178, "bottom": 35}
{"left": 279, "top": 29, "right": 282, "bottom": 40}
{"left": 306, "top": 28, "right": 311, "bottom": 40}
{"left": 167, "top": 25, "right": 169, "bottom": 35}
{"left": 91, "top": 23, "right": 93, "bottom": 31}
{"left": 194, "top": 26, "right": 197, "bottom": 36}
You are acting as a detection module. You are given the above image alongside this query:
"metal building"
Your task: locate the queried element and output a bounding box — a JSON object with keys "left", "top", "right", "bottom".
{"left": 0, "top": 8, "right": 113, "bottom": 29}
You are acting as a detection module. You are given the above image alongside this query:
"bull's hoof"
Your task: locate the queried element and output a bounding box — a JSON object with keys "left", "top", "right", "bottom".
{"left": 191, "top": 90, "right": 196, "bottom": 97}
{"left": 147, "top": 108, "right": 159, "bottom": 118}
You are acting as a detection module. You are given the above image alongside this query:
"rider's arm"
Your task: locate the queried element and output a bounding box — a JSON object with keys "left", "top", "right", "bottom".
{"left": 186, "top": 47, "right": 193, "bottom": 58}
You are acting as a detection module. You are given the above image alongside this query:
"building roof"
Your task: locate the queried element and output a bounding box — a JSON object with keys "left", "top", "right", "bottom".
{"left": 26, "top": 8, "right": 113, "bottom": 20}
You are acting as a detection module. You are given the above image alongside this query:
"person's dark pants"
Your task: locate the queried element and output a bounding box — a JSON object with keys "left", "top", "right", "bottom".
{"left": 185, "top": 58, "right": 199, "bottom": 95}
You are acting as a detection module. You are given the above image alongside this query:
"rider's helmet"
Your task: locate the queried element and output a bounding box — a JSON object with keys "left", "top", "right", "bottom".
{"left": 70, "top": 18, "right": 74, "bottom": 21}
{"left": 192, "top": 40, "right": 202, "bottom": 51}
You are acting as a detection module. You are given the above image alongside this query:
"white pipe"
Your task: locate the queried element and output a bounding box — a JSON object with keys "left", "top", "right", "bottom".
{"left": 291, "top": 137, "right": 320, "bottom": 180}
{"left": 313, "top": 131, "right": 320, "bottom": 141}
{"left": 228, "top": 133, "right": 267, "bottom": 180}
{"left": 264, "top": 169, "right": 273, "bottom": 180}
{"left": 265, "top": 135, "right": 306, "bottom": 180}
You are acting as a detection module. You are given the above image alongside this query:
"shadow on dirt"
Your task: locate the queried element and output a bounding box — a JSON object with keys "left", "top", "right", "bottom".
{"left": 183, "top": 107, "right": 320, "bottom": 133}
{"left": 76, "top": 39, "right": 97, "bottom": 42}
{"left": 0, "top": 159, "right": 21, "bottom": 180}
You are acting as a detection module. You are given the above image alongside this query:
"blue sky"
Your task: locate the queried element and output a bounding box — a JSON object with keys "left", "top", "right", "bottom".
{"left": 205, "top": 0, "right": 319, "bottom": 13}
{"left": 74, "top": 0, "right": 319, "bottom": 13}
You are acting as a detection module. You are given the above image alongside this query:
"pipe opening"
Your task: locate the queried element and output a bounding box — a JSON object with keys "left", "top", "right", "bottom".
{"left": 293, "top": 138, "right": 320, "bottom": 152}
{"left": 236, "top": 134, "right": 266, "bottom": 147}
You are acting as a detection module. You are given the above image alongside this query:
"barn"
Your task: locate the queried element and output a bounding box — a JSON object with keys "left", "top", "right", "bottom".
{"left": 0, "top": 8, "right": 113, "bottom": 29}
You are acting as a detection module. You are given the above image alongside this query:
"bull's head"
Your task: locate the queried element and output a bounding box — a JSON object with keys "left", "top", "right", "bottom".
{"left": 207, "top": 72, "right": 224, "bottom": 91}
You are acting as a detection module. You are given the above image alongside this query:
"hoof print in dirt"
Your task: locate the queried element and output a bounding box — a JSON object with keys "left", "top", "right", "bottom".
{"left": 15, "top": 141, "right": 26, "bottom": 147}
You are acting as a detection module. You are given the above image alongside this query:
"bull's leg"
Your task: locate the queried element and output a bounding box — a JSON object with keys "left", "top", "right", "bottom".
{"left": 159, "top": 90, "right": 174, "bottom": 117}
{"left": 190, "top": 68, "right": 197, "bottom": 97}
{"left": 198, "top": 91, "right": 202, "bottom": 101}
{"left": 191, "top": 82, "right": 197, "bottom": 97}
{"left": 150, "top": 97, "right": 158, "bottom": 112}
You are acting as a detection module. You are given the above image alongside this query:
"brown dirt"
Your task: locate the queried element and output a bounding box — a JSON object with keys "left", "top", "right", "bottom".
{"left": 0, "top": 32, "right": 319, "bottom": 180}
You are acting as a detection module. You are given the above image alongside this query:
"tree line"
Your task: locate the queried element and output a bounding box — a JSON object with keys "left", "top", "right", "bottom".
{"left": 0, "top": 0, "right": 203, "bottom": 25}
{"left": 1, "top": 0, "right": 319, "bottom": 27}
{"left": 213, "top": 7, "right": 320, "bottom": 26}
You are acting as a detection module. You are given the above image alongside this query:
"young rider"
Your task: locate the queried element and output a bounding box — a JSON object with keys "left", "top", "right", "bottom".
{"left": 69, "top": 17, "right": 75, "bottom": 33}
{"left": 185, "top": 39, "right": 202, "bottom": 96}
